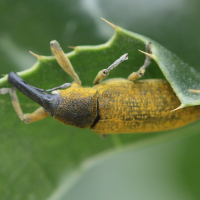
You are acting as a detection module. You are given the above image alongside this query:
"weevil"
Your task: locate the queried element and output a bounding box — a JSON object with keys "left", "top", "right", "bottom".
{"left": 1, "top": 41, "right": 200, "bottom": 135}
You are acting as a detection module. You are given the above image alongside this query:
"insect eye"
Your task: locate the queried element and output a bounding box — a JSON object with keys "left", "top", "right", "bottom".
{"left": 103, "top": 70, "right": 108, "bottom": 76}
{"left": 23, "top": 80, "right": 28, "bottom": 84}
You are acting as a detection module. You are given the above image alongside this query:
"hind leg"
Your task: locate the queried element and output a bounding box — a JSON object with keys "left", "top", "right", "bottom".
{"left": 0, "top": 87, "right": 49, "bottom": 123}
{"left": 128, "top": 42, "right": 152, "bottom": 81}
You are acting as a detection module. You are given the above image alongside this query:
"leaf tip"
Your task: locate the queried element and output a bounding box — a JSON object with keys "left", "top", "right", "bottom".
{"left": 101, "top": 17, "right": 118, "bottom": 30}
{"left": 188, "top": 89, "right": 200, "bottom": 94}
{"left": 138, "top": 49, "right": 155, "bottom": 59}
{"left": 29, "top": 51, "right": 42, "bottom": 60}
{"left": 171, "top": 104, "right": 184, "bottom": 112}
{"left": 68, "top": 46, "right": 78, "bottom": 50}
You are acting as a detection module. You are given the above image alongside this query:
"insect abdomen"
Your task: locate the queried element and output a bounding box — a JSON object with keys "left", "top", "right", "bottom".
{"left": 91, "top": 78, "right": 200, "bottom": 134}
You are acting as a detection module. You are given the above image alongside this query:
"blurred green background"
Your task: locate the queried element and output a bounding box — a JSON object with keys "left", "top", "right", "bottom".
{"left": 1, "top": 0, "right": 200, "bottom": 199}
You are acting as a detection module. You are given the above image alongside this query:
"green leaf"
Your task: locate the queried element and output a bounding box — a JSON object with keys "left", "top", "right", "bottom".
{"left": 1, "top": 22, "right": 200, "bottom": 199}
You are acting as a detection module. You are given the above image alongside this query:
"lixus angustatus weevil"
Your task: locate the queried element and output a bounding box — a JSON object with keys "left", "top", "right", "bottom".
{"left": 1, "top": 41, "right": 200, "bottom": 135}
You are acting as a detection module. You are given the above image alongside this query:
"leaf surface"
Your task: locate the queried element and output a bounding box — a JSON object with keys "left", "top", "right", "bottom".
{"left": 1, "top": 23, "right": 200, "bottom": 200}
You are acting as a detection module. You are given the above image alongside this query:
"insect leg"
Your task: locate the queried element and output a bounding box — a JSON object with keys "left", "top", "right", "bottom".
{"left": 50, "top": 40, "right": 81, "bottom": 85}
{"left": 31, "top": 82, "right": 71, "bottom": 92}
{"left": 0, "top": 87, "right": 49, "bottom": 123}
{"left": 99, "top": 134, "right": 107, "bottom": 138}
{"left": 93, "top": 53, "right": 128, "bottom": 85}
{"left": 127, "top": 42, "right": 152, "bottom": 81}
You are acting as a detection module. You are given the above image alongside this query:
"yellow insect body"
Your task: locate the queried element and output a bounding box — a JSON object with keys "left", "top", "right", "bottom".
{"left": 91, "top": 78, "right": 200, "bottom": 134}
{"left": 1, "top": 40, "right": 200, "bottom": 135}
{"left": 51, "top": 78, "right": 200, "bottom": 134}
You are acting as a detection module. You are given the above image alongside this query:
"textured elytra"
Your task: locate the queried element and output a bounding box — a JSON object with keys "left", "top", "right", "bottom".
{"left": 91, "top": 78, "right": 200, "bottom": 134}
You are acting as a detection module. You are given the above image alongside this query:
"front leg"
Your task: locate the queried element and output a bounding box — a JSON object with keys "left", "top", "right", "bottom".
{"left": 50, "top": 40, "right": 82, "bottom": 85}
{"left": 93, "top": 53, "right": 128, "bottom": 85}
{"left": 0, "top": 87, "right": 49, "bottom": 123}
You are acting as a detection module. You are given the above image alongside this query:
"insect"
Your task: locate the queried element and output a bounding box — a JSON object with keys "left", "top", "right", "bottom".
{"left": 1, "top": 41, "right": 200, "bottom": 135}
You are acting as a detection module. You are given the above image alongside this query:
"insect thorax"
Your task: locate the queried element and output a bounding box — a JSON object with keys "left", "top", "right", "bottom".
{"left": 53, "top": 86, "right": 98, "bottom": 128}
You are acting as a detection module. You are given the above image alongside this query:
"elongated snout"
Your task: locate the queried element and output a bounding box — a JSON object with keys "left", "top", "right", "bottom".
{"left": 8, "top": 72, "right": 58, "bottom": 116}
